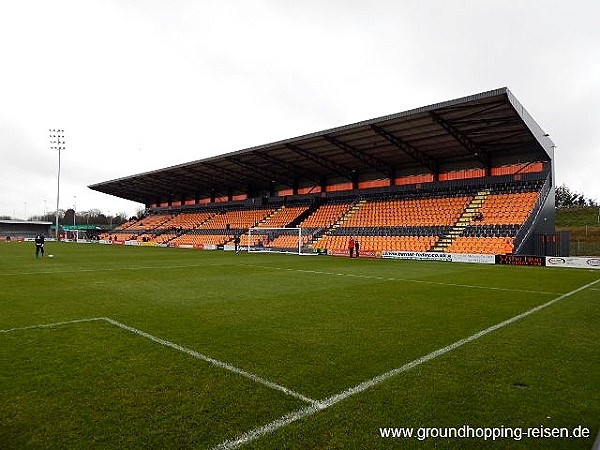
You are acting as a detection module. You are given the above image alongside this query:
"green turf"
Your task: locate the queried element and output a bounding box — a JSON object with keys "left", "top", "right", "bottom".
{"left": 1, "top": 242, "right": 598, "bottom": 449}
{"left": 556, "top": 207, "right": 600, "bottom": 255}
{"left": 556, "top": 207, "right": 600, "bottom": 227}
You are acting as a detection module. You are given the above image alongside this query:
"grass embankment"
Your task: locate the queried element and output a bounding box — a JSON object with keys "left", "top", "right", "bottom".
{"left": 555, "top": 207, "right": 600, "bottom": 255}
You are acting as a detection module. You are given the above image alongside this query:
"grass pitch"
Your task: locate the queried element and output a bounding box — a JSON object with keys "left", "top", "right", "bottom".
{"left": 1, "top": 242, "right": 598, "bottom": 449}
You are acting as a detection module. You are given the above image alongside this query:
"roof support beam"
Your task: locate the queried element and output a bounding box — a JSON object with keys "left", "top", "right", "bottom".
{"left": 162, "top": 173, "right": 211, "bottom": 198}
{"left": 200, "top": 161, "right": 254, "bottom": 196}
{"left": 285, "top": 143, "right": 354, "bottom": 181}
{"left": 225, "top": 156, "right": 296, "bottom": 186}
{"left": 180, "top": 167, "right": 230, "bottom": 185}
{"left": 449, "top": 116, "right": 518, "bottom": 129}
{"left": 202, "top": 161, "right": 254, "bottom": 184}
{"left": 478, "top": 131, "right": 531, "bottom": 147}
{"left": 435, "top": 99, "right": 507, "bottom": 120}
{"left": 132, "top": 178, "right": 173, "bottom": 196}
{"left": 429, "top": 110, "right": 490, "bottom": 172}
{"left": 370, "top": 124, "right": 438, "bottom": 175}
{"left": 254, "top": 150, "right": 322, "bottom": 185}
{"left": 322, "top": 134, "right": 395, "bottom": 179}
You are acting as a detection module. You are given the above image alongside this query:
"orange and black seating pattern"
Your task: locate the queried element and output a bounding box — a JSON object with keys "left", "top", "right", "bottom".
{"left": 126, "top": 214, "right": 173, "bottom": 231}
{"left": 157, "top": 212, "right": 214, "bottom": 230}
{"left": 313, "top": 234, "right": 437, "bottom": 253}
{"left": 446, "top": 237, "right": 513, "bottom": 254}
{"left": 476, "top": 192, "right": 538, "bottom": 225}
{"left": 299, "top": 201, "right": 353, "bottom": 228}
{"left": 257, "top": 205, "right": 309, "bottom": 228}
{"left": 342, "top": 196, "right": 469, "bottom": 228}
{"left": 100, "top": 180, "right": 544, "bottom": 256}
{"left": 199, "top": 207, "right": 275, "bottom": 230}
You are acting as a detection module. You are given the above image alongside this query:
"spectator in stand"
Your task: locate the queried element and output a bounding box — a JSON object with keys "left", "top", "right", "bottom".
{"left": 348, "top": 237, "right": 355, "bottom": 258}
{"left": 503, "top": 240, "right": 513, "bottom": 254}
{"left": 354, "top": 239, "right": 360, "bottom": 258}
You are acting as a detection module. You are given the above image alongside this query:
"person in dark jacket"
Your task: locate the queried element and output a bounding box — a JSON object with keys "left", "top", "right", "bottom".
{"left": 35, "top": 234, "right": 45, "bottom": 258}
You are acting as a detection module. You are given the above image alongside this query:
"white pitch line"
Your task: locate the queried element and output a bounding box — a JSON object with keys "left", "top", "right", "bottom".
{"left": 0, "top": 317, "right": 105, "bottom": 333}
{"left": 242, "top": 263, "right": 561, "bottom": 296}
{"left": 2, "top": 316, "right": 317, "bottom": 406}
{"left": 212, "top": 277, "right": 600, "bottom": 450}
{"left": 102, "top": 317, "right": 318, "bottom": 406}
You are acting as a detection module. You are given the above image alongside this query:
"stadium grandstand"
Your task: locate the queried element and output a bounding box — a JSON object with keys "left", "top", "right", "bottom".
{"left": 0, "top": 220, "right": 52, "bottom": 241}
{"left": 90, "top": 87, "right": 557, "bottom": 256}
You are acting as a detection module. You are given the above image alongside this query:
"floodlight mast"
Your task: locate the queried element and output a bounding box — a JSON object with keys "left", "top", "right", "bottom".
{"left": 50, "top": 129, "right": 65, "bottom": 240}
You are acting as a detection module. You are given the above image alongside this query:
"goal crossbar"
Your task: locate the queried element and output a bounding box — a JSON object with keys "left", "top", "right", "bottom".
{"left": 247, "top": 227, "right": 305, "bottom": 255}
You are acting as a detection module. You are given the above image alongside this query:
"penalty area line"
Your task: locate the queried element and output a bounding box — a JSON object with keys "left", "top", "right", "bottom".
{"left": 212, "top": 277, "right": 600, "bottom": 450}
{"left": 0, "top": 317, "right": 105, "bottom": 333}
{"left": 1, "top": 316, "right": 316, "bottom": 406}
{"left": 101, "top": 318, "right": 318, "bottom": 405}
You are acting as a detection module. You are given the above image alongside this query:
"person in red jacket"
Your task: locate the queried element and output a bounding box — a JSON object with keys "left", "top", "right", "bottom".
{"left": 348, "top": 237, "right": 355, "bottom": 258}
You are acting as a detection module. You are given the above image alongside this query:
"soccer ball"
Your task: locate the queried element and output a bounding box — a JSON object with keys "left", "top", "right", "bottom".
{"left": 48, "top": 254, "right": 54, "bottom": 258}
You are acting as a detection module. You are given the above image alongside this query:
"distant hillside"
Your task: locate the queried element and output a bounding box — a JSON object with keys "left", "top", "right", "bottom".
{"left": 556, "top": 207, "right": 600, "bottom": 256}
{"left": 556, "top": 207, "right": 600, "bottom": 227}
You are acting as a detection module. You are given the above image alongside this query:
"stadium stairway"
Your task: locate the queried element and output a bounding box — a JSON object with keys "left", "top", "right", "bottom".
{"left": 288, "top": 199, "right": 322, "bottom": 228}
{"left": 255, "top": 206, "right": 282, "bottom": 227}
{"left": 430, "top": 189, "right": 490, "bottom": 252}
{"left": 153, "top": 213, "right": 216, "bottom": 244}
{"left": 307, "top": 198, "right": 364, "bottom": 247}
{"left": 331, "top": 198, "right": 365, "bottom": 230}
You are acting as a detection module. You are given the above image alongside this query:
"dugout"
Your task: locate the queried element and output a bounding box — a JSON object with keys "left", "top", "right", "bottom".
{"left": 89, "top": 87, "right": 556, "bottom": 255}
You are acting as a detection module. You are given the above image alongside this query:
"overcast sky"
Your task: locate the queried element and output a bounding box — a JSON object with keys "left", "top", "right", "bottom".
{"left": 1, "top": 0, "right": 599, "bottom": 220}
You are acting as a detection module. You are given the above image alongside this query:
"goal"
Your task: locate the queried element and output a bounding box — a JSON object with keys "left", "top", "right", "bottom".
{"left": 246, "top": 227, "right": 311, "bottom": 255}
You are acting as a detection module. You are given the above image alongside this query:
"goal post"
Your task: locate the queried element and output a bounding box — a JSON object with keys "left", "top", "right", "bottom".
{"left": 246, "top": 227, "right": 309, "bottom": 255}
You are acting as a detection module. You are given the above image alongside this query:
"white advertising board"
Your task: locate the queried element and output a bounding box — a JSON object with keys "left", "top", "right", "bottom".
{"left": 381, "top": 251, "right": 452, "bottom": 262}
{"left": 381, "top": 251, "right": 496, "bottom": 264}
{"left": 545, "top": 256, "right": 600, "bottom": 270}
{"left": 449, "top": 253, "right": 496, "bottom": 264}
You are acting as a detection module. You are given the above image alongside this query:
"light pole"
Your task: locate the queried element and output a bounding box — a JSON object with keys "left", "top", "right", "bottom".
{"left": 50, "top": 129, "right": 65, "bottom": 240}
{"left": 73, "top": 195, "right": 77, "bottom": 227}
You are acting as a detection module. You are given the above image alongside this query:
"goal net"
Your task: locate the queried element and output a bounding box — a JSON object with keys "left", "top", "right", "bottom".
{"left": 246, "top": 227, "right": 310, "bottom": 255}
{"left": 65, "top": 229, "right": 83, "bottom": 242}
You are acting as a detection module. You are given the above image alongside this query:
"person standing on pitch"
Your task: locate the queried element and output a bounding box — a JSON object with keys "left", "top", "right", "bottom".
{"left": 354, "top": 239, "right": 360, "bottom": 258}
{"left": 35, "top": 233, "right": 45, "bottom": 258}
{"left": 348, "top": 237, "right": 355, "bottom": 258}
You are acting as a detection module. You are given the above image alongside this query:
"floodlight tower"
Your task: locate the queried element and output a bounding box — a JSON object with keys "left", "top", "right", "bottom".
{"left": 50, "top": 129, "right": 66, "bottom": 240}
